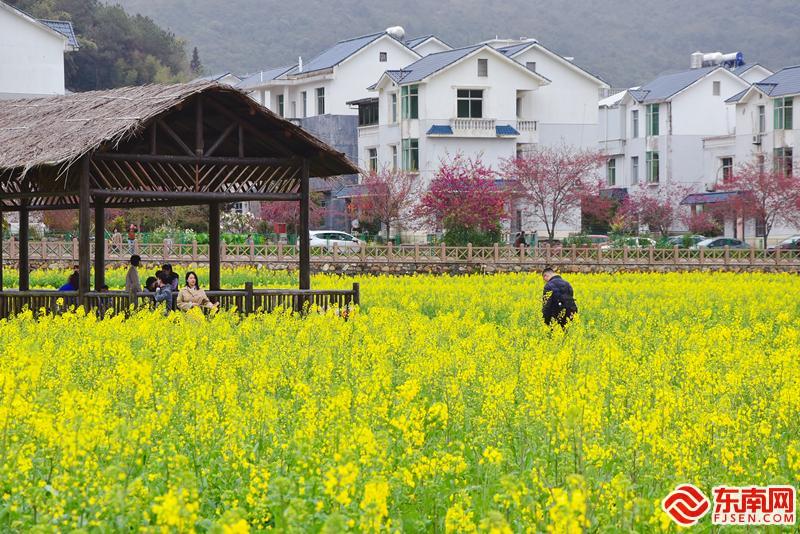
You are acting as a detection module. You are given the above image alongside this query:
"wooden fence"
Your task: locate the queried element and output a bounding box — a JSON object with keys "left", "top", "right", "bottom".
{"left": 2, "top": 238, "right": 800, "bottom": 270}
{"left": 0, "top": 283, "right": 360, "bottom": 320}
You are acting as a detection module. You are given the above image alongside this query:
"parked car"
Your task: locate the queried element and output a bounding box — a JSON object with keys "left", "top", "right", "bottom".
{"left": 667, "top": 234, "right": 705, "bottom": 248}
{"left": 309, "top": 231, "right": 364, "bottom": 251}
{"left": 767, "top": 235, "right": 800, "bottom": 252}
{"left": 692, "top": 237, "right": 750, "bottom": 249}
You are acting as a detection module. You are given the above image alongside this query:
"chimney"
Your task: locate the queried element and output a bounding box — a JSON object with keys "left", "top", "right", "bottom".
{"left": 690, "top": 52, "right": 704, "bottom": 69}
{"left": 298, "top": 56, "right": 303, "bottom": 72}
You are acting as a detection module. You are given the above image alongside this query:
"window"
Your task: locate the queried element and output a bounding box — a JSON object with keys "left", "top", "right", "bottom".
{"left": 712, "top": 81, "right": 721, "bottom": 96}
{"left": 755, "top": 217, "right": 766, "bottom": 237}
{"left": 316, "top": 87, "right": 325, "bottom": 115}
{"left": 367, "top": 148, "right": 378, "bottom": 172}
{"left": 477, "top": 58, "right": 488, "bottom": 77}
{"left": 774, "top": 97, "right": 793, "bottom": 130}
{"left": 379, "top": 51, "right": 387, "bottom": 62}
{"left": 390, "top": 93, "right": 397, "bottom": 123}
{"left": 301, "top": 91, "right": 307, "bottom": 118}
{"left": 391, "top": 145, "right": 398, "bottom": 170}
{"left": 277, "top": 94, "right": 284, "bottom": 117}
{"left": 457, "top": 89, "right": 483, "bottom": 118}
{"left": 646, "top": 151, "right": 659, "bottom": 183}
{"left": 516, "top": 143, "right": 524, "bottom": 158}
{"left": 401, "top": 85, "right": 418, "bottom": 119}
{"left": 402, "top": 138, "right": 419, "bottom": 171}
{"left": 358, "top": 100, "right": 379, "bottom": 126}
{"left": 525, "top": 61, "right": 536, "bottom": 72}
{"left": 632, "top": 110, "right": 639, "bottom": 138}
{"left": 758, "top": 105, "right": 765, "bottom": 133}
{"left": 291, "top": 101, "right": 297, "bottom": 118}
{"left": 646, "top": 104, "right": 659, "bottom": 136}
{"left": 775, "top": 147, "right": 793, "bottom": 176}
{"left": 720, "top": 157, "right": 733, "bottom": 182}
{"left": 631, "top": 156, "right": 639, "bottom": 183}
{"left": 516, "top": 95, "right": 523, "bottom": 118}
{"left": 232, "top": 202, "right": 244, "bottom": 214}
{"left": 606, "top": 159, "right": 616, "bottom": 186}
{"left": 515, "top": 210, "right": 523, "bottom": 232}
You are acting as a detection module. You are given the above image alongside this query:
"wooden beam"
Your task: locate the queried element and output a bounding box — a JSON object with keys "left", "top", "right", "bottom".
{"left": 195, "top": 94, "right": 204, "bottom": 157}
{"left": 18, "top": 205, "right": 29, "bottom": 291}
{"left": 205, "top": 97, "right": 298, "bottom": 157}
{"left": 204, "top": 121, "right": 238, "bottom": 157}
{"left": 238, "top": 123, "right": 245, "bottom": 158}
{"left": 299, "top": 158, "right": 310, "bottom": 290}
{"left": 150, "top": 123, "right": 157, "bottom": 155}
{"left": 209, "top": 202, "right": 220, "bottom": 291}
{"left": 91, "top": 189, "right": 300, "bottom": 202}
{"left": 0, "top": 211, "right": 3, "bottom": 291}
{"left": 92, "top": 153, "right": 298, "bottom": 167}
{"left": 158, "top": 120, "right": 195, "bottom": 157}
{"left": 78, "top": 158, "right": 91, "bottom": 298}
{"left": 94, "top": 197, "right": 105, "bottom": 290}
{"left": 0, "top": 190, "right": 79, "bottom": 200}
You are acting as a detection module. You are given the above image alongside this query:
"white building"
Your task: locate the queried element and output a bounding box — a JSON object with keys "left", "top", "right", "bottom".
{"left": 239, "top": 29, "right": 420, "bottom": 119}
{"left": 355, "top": 44, "right": 548, "bottom": 178}
{"left": 0, "top": 1, "right": 77, "bottom": 99}
{"left": 488, "top": 39, "right": 609, "bottom": 149}
{"left": 706, "top": 64, "right": 800, "bottom": 243}
{"left": 404, "top": 35, "right": 452, "bottom": 57}
{"left": 599, "top": 54, "right": 754, "bottom": 201}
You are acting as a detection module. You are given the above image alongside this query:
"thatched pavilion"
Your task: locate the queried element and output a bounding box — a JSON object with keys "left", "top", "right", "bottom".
{"left": 0, "top": 81, "right": 359, "bottom": 316}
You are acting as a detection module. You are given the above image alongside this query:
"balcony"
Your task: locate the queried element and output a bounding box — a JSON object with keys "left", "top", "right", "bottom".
{"left": 451, "top": 118, "right": 496, "bottom": 133}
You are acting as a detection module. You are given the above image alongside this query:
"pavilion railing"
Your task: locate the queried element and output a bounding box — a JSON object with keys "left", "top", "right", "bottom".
{"left": 0, "top": 283, "right": 360, "bottom": 320}
{"left": 3, "top": 238, "right": 800, "bottom": 270}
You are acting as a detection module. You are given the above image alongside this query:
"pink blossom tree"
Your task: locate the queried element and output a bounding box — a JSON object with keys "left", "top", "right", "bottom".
{"left": 350, "top": 168, "right": 420, "bottom": 240}
{"left": 617, "top": 182, "right": 691, "bottom": 236}
{"left": 501, "top": 146, "right": 606, "bottom": 241}
{"left": 717, "top": 160, "right": 800, "bottom": 248}
{"left": 260, "top": 193, "right": 325, "bottom": 234}
{"left": 415, "top": 154, "right": 508, "bottom": 244}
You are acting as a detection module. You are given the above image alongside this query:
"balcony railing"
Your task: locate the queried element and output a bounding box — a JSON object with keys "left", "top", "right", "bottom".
{"left": 517, "top": 120, "right": 537, "bottom": 132}
{"left": 451, "top": 118, "right": 496, "bottom": 132}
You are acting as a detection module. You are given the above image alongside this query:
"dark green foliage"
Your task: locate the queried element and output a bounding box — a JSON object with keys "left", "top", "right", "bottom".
{"left": 8, "top": 0, "right": 190, "bottom": 90}
{"left": 190, "top": 46, "right": 203, "bottom": 75}
{"left": 115, "top": 0, "right": 799, "bottom": 86}
{"left": 442, "top": 224, "right": 501, "bottom": 247}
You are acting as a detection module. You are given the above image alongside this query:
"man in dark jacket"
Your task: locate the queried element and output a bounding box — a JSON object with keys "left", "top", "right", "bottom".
{"left": 542, "top": 267, "right": 578, "bottom": 328}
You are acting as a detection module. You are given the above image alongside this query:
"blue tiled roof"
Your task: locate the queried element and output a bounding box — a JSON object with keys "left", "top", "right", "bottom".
{"left": 285, "top": 32, "right": 387, "bottom": 76}
{"left": 680, "top": 191, "right": 742, "bottom": 205}
{"left": 237, "top": 65, "right": 295, "bottom": 89}
{"left": 751, "top": 65, "right": 800, "bottom": 98}
{"left": 393, "top": 45, "right": 482, "bottom": 84}
{"left": 426, "top": 124, "right": 453, "bottom": 135}
{"left": 631, "top": 66, "right": 719, "bottom": 103}
{"left": 498, "top": 41, "right": 604, "bottom": 86}
{"left": 496, "top": 124, "right": 520, "bottom": 136}
{"left": 497, "top": 42, "right": 535, "bottom": 57}
{"left": 38, "top": 19, "right": 78, "bottom": 48}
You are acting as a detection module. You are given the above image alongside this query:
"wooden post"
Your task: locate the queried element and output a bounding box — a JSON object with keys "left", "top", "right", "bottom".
{"left": 387, "top": 241, "right": 393, "bottom": 261}
{"left": 723, "top": 245, "right": 730, "bottom": 265}
{"left": 299, "top": 159, "right": 311, "bottom": 290}
{"left": 440, "top": 242, "right": 446, "bottom": 261}
{"left": 648, "top": 245, "right": 654, "bottom": 264}
{"left": 414, "top": 243, "right": 420, "bottom": 262}
{"left": 72, "top": 237, "right": 78, "bottom": 261}
{"left": 352, "top": 282, "right": 360, "bottom": 306}
{"left": 192, "top": 239, "right": 198, "bottom": 262}
{"left": 79, "top": 158, "right": 91, "bottom": 299}
{"left": 493, "top": 242, "right": 499, "bottom": 262}
{"left": 467, "top": 243, "right": 473, "bottom": 263}
{"left": 699, "top": 246, "right": 705, "bottom": 265}
{"left": 42, "top": 238, "right": 48, "bottom": 262}
{"left": 209, "top": 202, "right": 221, "bottom": 290}
{"left": 249, "top": 240, "right": 255, "bottom": 262}
{"left": 673, "top": 245, "right": 679, "bottom": 261}
{"left": 571, "top": 244, "right": 577, "bottom": 261}
{"left": 750, "top": 244, "right": 755, "bottom": 264}
{"left": 94, "top": 197, "right": 105, "bottom": 290}
{"left": 18, "top": 206, "right": 29, "bottom": 291}
{"left": 244, "top": 281, "right": 253, "bottom": 314}
{"left": 360, "top": 242, "right": 366, "bottom": 263}
{"left": 623, "top": 245, "right": 629, "bottom": 262}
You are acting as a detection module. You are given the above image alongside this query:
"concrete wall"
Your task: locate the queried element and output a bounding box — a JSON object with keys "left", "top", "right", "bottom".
{"left": 0, "top": 7, "right": 66, "bottom": 97}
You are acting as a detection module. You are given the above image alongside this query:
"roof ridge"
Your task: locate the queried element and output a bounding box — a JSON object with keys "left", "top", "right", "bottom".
{"left": 335, "top": 31, "right": 386, "bottom": 44}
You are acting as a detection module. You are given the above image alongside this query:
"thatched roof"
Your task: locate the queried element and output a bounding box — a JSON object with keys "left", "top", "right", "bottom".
{"left": 0, "top": 81, "right": 358, "bottom": 177}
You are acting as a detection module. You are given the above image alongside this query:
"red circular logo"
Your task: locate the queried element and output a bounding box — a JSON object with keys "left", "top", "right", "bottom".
{"left": 662, "top": 484, "right": 710, "bottom": 527}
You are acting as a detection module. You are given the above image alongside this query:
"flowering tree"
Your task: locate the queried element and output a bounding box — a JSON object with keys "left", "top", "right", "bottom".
{"left": 501, "top": 146, "right": 606, "bottom": 241}
{"left": 717, "top": 160, "right": 800, "bottom": 248}
{"left": 682, "top": 210, "right": 723, "bottom": 236}
{"left": 260, "top": 194, "right": 325, "bottom": 234}
{"left": 415, "top": 154, "right": 508, "bottom": 244}
{"left": 220, "top": 211, "right": 256, "bottom": 234}
{"left": 350, "top": 168, "right": 419, "bottom": 240}
{"left": 617, "top": 182, "right": 691, "bottom": 236}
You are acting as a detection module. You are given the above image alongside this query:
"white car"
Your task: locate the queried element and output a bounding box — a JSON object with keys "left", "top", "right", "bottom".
{"left": 309, "top": 231, "right": 364, "bottom": 252}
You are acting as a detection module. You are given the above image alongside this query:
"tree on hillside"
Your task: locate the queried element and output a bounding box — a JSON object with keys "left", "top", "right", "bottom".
{"left": 617, "top": 182, "right": 691, "bottom": 236}
{"left": 501, "top": 146, "right": 606, "bottom": 241}
{"left": 717, "top": 160, "right": 800, "bottom": 248}
{"left": 8, "top": 0, "right": 190, "bottom": 90}
{"left": 190, "top": 47, "right": 204, "bottom": 75}
{"left": 415, "top": 154, "right": 508, "bottom": 245}
{"left": 350, "top": 168, "right": 419, "bottom": 240}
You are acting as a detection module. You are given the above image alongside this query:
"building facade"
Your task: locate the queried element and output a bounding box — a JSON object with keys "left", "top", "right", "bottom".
{"left": 0, "top": 1, "right": 77, "bottom": 99}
